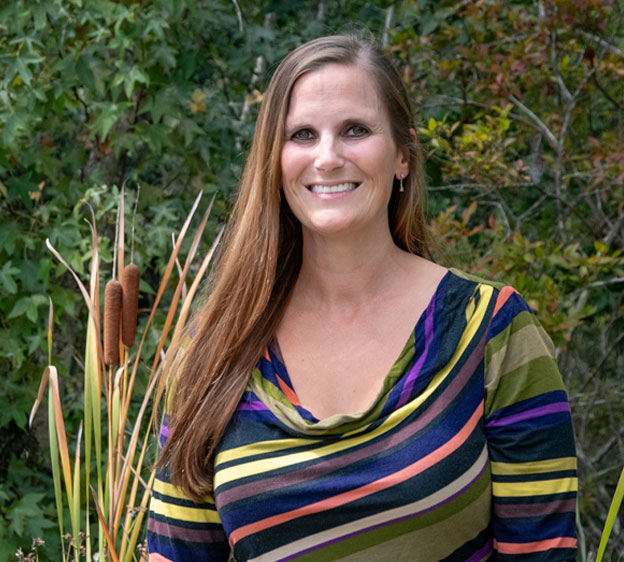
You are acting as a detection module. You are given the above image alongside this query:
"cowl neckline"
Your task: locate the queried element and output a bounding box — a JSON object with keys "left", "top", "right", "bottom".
{"left": 247, "top": 269, "right": 479, "bottom": 436}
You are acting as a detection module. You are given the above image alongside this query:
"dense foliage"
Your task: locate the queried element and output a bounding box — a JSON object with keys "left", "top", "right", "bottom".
{"left": 1, "top": 0, "right": 622, "bottom": 560}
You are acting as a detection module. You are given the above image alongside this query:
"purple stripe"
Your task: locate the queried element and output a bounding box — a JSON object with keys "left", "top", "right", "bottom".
{"left": 278, "top": 458, "right": 489, "bottom": 561}
{"left": 485, "top": 402, "right": 571, "bottom": 428}
{"left": 495, "top": 498, "right": 576, "bottom": 518}
{"left": 465, "top": 539, "right": 493, "bottom": 562}
{"left": 148, "top": 517, "right": 225, "bottom": 543}
{"left": 160, "top": 423, "right": 170, "bottom": 439}
{"left": 237, "top": 401, "right": 270, "bottom": 411}
{"left": 396, "top": 295, "right": 436, "bottom": 408}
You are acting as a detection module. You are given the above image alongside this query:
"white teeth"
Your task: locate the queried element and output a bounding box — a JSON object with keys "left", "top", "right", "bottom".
{"left": 309, "top": 183, "right": 358, "bottom": 194}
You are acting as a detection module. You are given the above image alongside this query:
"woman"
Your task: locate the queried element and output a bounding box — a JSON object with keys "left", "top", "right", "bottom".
{"left": 148, "top": 35, "right": 578, "bottom": 561}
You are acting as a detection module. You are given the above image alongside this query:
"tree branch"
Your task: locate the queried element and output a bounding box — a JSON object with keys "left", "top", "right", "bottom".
{"left": 575, "top": 30, "right": 624, "bottom": 59}
{"left": 382, "top": 6, "right": 394, "bottom": 49}
{"left": 550, "top": 31, "right": 572, "bottom": 103}
{"left": 581, "top": 277, "right": 624, "bottom": 290}
{"left": 508, "top": 95, "right": 558, "bottom": 148}
{"left": 232, "top": 0, "right": 243, "bottom": 32}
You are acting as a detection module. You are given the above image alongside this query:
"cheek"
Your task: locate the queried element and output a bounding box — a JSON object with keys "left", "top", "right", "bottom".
{"left": 280, "top": 146, "right": 305, "bottom": 184}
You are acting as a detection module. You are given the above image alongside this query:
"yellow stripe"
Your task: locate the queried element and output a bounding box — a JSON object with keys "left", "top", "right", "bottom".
{"left": 150, "top": 497, "right": 221, "bottom": 524}
{"left": 214, "top": 285, "right": 494, "bottom": 489}
{"left": 153, "top": 478, "right": 215, "bottom": 503}
{"left": 217, "top": 436, "right": 319, "bottom": 465}
{"left": 491, "top": 457, "right": 577, "bottom": 476}
{"left": 492, "top": 477, "right": 577, "bottom": 497}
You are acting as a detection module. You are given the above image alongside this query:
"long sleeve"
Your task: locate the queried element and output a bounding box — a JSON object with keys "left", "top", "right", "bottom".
{"left": 484, "top": 286, "right": 578, "bottom": 560}
{"left": 147, "top": 414, "right": 230, "bottom": 562}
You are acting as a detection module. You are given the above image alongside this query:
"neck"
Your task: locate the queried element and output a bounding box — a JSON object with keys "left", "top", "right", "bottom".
{"left": 293, "top": 227, "right": 410, "bottom": 311}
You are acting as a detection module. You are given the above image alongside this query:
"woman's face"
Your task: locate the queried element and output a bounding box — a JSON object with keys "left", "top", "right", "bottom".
{"left": 280, "top": 63, "right": 409, "bottom": 242}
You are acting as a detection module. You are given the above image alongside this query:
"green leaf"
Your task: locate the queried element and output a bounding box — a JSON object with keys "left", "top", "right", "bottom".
{"left": 0, "top": 261, "right": 20, "bottom": 294}
{"left": 8, "top": 294, "right": 48, "bottom": 323}
{"left": 90, "top": 101, "right": 131, "bottom": 140}
{"left": 8, "top": 492, "right": 48, "bottom": 537}
{"left": 76, "top": 54, "right": 97, "bottom": 92}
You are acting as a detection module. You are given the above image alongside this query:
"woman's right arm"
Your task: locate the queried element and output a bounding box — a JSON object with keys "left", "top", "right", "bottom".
{"left": 147, "top": 415, "right": 230, "bottom": 562}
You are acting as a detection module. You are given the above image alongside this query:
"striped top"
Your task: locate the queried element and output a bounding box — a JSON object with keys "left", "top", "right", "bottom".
{"left": 148, "top": 269, "right": 578, "bottom": 561}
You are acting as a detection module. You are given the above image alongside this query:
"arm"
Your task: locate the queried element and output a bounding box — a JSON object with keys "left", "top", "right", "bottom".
{"left": 147, "top": 415, "right": 230, "bottom": 562}
{"left": 484, "top": 287, "right": 577, "bottom": 561}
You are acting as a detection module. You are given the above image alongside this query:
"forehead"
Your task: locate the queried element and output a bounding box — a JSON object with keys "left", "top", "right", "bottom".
{"left": 286, "top": 63, "right": 386, "bottom": 122}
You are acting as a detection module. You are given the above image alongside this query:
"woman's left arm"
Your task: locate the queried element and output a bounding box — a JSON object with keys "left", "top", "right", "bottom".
{"left": 484, "top": 287, "right": 578, "bottom": 561}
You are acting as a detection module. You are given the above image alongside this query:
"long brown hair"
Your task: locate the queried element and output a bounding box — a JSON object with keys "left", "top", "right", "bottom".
{"left": 157, "top": 34, "right": 432, "bottom": 499}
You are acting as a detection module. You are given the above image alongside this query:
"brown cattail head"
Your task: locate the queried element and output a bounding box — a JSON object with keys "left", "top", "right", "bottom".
{"left": 104, "top": 279, "right": 123, "bottom": 366}
{"left": 121, "top": 264, "right": 140, "bottom": 348}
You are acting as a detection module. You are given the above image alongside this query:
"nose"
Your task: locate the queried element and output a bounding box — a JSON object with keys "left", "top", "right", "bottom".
{"left": 314, "top": 133, "right": 344, "bottom": 171}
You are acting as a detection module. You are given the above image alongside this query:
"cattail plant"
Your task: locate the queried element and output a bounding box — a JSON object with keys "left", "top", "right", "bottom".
{"left": 31, "top": 187, "right": 222, "bottom": 562}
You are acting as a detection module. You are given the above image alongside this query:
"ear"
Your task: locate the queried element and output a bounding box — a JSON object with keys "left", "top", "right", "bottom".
{"left": 395, "top": 135, "right": 412, "bottom": 179}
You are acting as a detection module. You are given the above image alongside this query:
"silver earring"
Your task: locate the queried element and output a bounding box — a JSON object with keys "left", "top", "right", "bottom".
{"left": 399, "top": 173, "right": 405, "bottom": 192}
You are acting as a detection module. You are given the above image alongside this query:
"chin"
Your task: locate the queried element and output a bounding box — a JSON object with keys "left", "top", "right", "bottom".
{"left": 305, "top": 216, "right": 359, "bottom": 236}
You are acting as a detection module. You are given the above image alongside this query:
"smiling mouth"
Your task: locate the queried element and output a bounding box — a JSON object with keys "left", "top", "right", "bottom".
{"left": 308, "top": 182, "right": 360, "bottom": 194}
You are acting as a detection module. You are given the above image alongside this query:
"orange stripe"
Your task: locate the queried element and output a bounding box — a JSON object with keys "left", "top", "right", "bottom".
{"left": 276, "top": 374, "right": 302, "bottom": 407}
{"left": 264, "top": 348, "right": 271, "bottom": 360}
{"left": 493, "top": 286, "right": 518, "bottom": 316}
{"left": 149, "top": 553, "right": 174, "bottom": 562}
{"left": 228, "top": 400, "right": 484, "bottom": 547}
{"left": 494, "top": 537, "right": 577, "bottom": 554}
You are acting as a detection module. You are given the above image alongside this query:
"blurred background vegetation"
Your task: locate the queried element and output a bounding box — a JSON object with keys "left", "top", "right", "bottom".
{"left": 0, "top": 0, "right": 622, "bottom": 560}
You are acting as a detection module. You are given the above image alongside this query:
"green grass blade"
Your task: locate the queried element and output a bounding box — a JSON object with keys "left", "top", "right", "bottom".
{"left": 84, "top": 317, "right": 97, "bottom": 562}
{"left": 71, "top": 422, "right": 83, "bottom": 561}
{"left": 47, "top": 298, "right": 53, "bottom": 363}
{"left": 596, "top": 466, "right": 624, "bottom": 562}
{"left": 84, "top": 210, "right": 102, "bottom": 562}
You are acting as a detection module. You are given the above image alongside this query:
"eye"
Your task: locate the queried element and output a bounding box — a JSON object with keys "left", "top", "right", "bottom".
{"left": 290, "top": 128, "right": 315, "bottom": 141}
{"left": 345, "top": 124, "right": 369, "bottom": 138}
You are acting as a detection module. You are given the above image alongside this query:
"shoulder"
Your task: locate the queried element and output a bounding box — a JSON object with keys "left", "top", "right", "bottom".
{"left": 446, "top": 268, "right": 533, "bottom": 322}
{"left": 442, "top": 268, "right": 550, "bottom": 356}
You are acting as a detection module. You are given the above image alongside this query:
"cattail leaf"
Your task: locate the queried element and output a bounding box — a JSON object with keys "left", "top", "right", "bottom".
{"left": 47, "top": 383, "right": 66, "bottom": 554}
{"left": 172, "top": 232, "right": 188, "bottom": 304}
{"left": 29, "top": 364, "right": 50, "bottom": 428}
{"left": 84, "top": 206, "right": 101, "bottom": 562}
{"left": 175, "top": 225, "right": 224, "bottom": 339}
{"left": 148, "top": 194, "right": 215, "bottom": 376}
{"left": 116, "top": 184, "right": 125, "bottom": 281}
{"left": 121, "top": 470, "right": 155, "bottom": 562}
{"left": 46, "top": 238, "right": 106, "bottom": 373}
{"left": 70, "top": 421, "right": 83, "bottom": 560}
{"left": 596, "top": 466, "right": 624, "bottom": 562}
{"left": 155, "top": 224, "right": 224, "bottom": 418}
{"left": 90, "top": 485, "right": 120, "bottom": 562}
{"left": 47, "top": 297, "right": 53, "bottom": 363}
{"left": 49, "top": 366, "right": 73, "bottom": 506}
